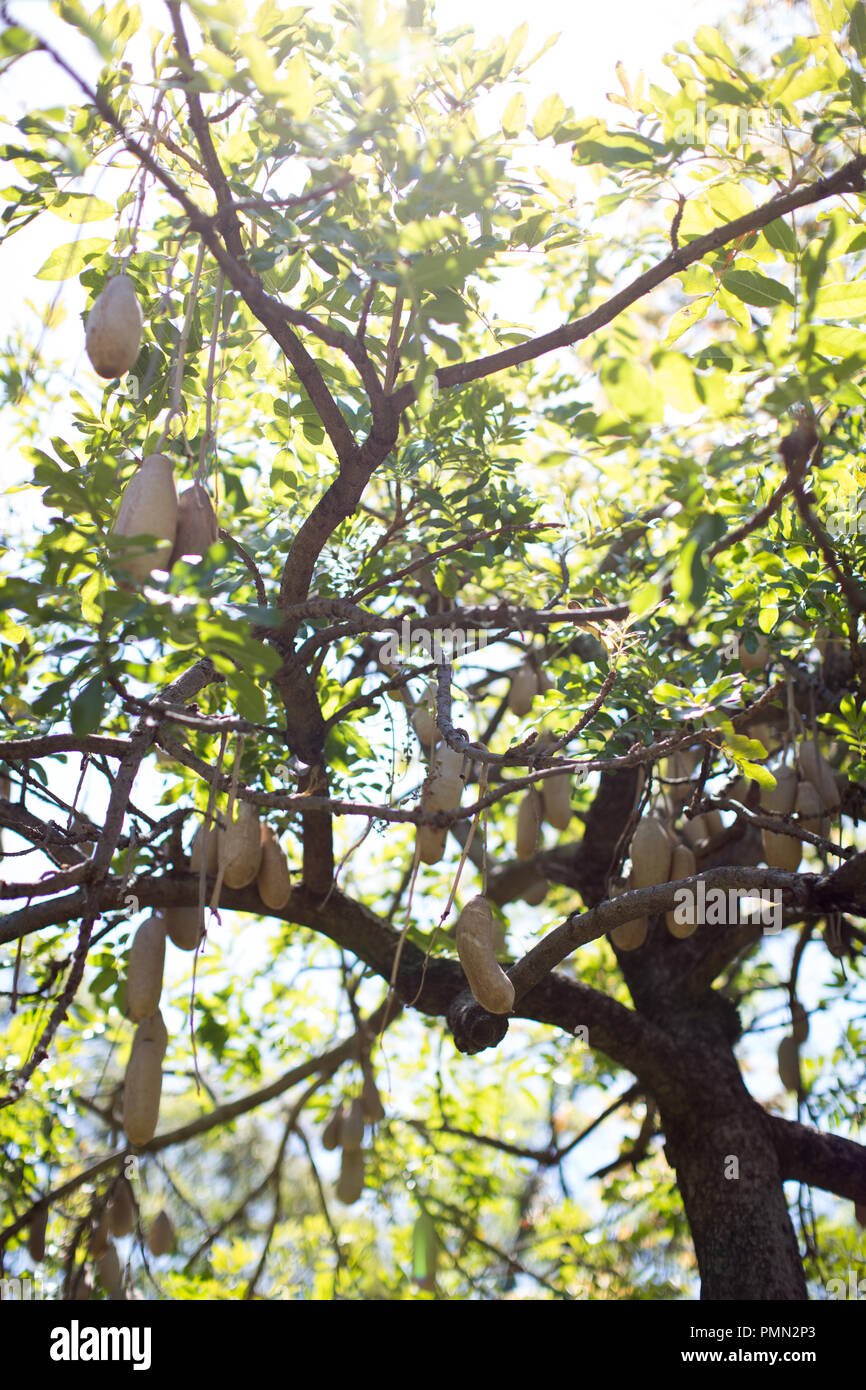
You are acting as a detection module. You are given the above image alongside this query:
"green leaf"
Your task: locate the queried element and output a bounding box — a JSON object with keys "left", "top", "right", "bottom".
{"left": 226, "top": 669, "right": 267, "bottom": 724}
{"left": 70, "top": 676, "right": 104, "bottom": 736}
{"left": 814, "top": 282, "right": 866, "bottom": 319}
{"left": 533, "top": 93, "right": 566, "bottom": 140}
{"left": 35, "top": 238, "right": 109, "bottom": 281}
{"left": 721, "top": 270, "right": 795, "bottom": 308}
{"left": 502, "top": 92, "right": 526, "bottom": 138}
{"left": 849, "top": 0, "right": 866, "bottom": 57}
{"left": 47, "top": 193, "right": 114, "bottom": 224}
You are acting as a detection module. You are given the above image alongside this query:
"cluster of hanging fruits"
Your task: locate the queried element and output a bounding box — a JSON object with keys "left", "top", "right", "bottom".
{"left": 85, "top": 274, "right": 218, "bottom": 581}
{"left": 27, "top": 1169, "right": 176, "bottom": 1298}
{"left": 321, "top": 1045, "right": 386, "bottom": 1205}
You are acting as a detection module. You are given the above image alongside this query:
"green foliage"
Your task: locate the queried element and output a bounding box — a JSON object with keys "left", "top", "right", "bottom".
{"left": 0, "top": 0, "right": 864, "bottom": 1303}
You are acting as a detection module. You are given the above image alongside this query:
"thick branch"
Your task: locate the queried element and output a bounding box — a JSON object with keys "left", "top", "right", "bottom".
{"left": 391, "top": 154, "right": 866, "bottom": 409}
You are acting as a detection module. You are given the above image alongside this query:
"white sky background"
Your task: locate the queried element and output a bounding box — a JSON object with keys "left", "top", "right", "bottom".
{"left": 0, "top": 0, "right": 851, "bottom": 1264}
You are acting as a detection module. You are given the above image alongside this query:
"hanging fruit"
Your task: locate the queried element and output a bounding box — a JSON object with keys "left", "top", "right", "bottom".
{"left": 85, "top": 274, "right": 142, "bottom": 379}
{"left": 665, "top": 843, "right": 698, "bottom": 939}
{"left": 123, "top": 1009, "right": 167, "bottom": 1147}
{"left": 454, "top": 895, "right": 514, "bottom": 1014}
{"left": 221, "top": 802, "right": 263, "bottom": 889}
{"left": 508, "top": 662, "right": 538, "bottom": 716}
{"left": 169, "top": 482, "right": 218, "bottom": 568}
{"left": 629, "top": 814, "right": 672, "bottom": 889}
{"left": 257, "top": 822, "right": 291, "bottom": 910}
{"left": 516, "top": 788, "right": 542, "bottom": 859}
{"left": 163, "top": 905, "right": 203, "bottom": 952}
{"left": 146, "top": 1210, "right": 175, "bottom": 1257}
{"left": 126, "top": 915, "right": 166, "bottom": 1022}
{"left": 109, "top": 454, "right": 178, "bottom": 582}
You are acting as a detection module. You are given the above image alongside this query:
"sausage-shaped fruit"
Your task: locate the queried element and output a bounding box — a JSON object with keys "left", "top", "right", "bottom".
{"left": 190, "top": 820, "right": 221, "bottom": 875}
{"left": 126, "top": 915, "right": 166, "bottom": 1022}
{"left": 85, "top": 274, "right": 142, "bottom": 378}
{"left": 507, "top": 663, "right": 538, "bottom": 716}
{"left": 123, "top": 1013, "right": 166, "bottom": 1146}
{"left": 665, "top": 843, "right": 697, "bottom": 938}
{"left": 777, "top": 1035, "right": 800, "bottom": 1092}
{"left": 169, "top": 482, "right": 217, "bottom": 567}
{"left": 147, "top": 1210, "right": 175, "bottom": 1257}
{"left": 28, "top": 1203, "right": 48, "bottom": 1262}
{"left": 336, "top": 1148, "right": 365, "bottom": 1205}
{"left": 109, "top": 454, "right": 178, "bottom": 582}
{"left": 762, "top": 829, "right": 801, "bottom": 872}
{"left": 322, "top": 1104, "right": 345, "bottom": 1152}
{"left": 340, "top": 1097, "right": 365, "bottom": 1153}
{"left": 541, "top": 773, "right": 571, "bottom": 830}
{"left": 163, "top": 905, "right": 203, "bottom": 952}
{"left": 630, "top": 815, "right": 672, "bottom": 888}
{"left": 797, "top": 741, "right": 841, "bottom": 811}
{"left": 611, "top": 916, "right": 648, "bottom": 950}
{"left": 257, "top": 822, "right": 291, "bottom": 910}
{"left": 222, "top": 801, "right": 263, "bottom": 889}
{"left": 96, "top": 1241, "right": 124, "bottom": 1299}
{"left": 455, "top": 895, "right": 514, "bottom": 1014}
{"left": 108, "top": 1176, "right": 136, "bottom": 1237}
{"left": 516, "top": 789, "right": 542, "bottom": 859}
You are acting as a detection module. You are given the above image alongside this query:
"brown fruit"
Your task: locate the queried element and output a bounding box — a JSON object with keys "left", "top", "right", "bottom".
{"left": 662, "top": 751, "right": 694, "bottom": 807}
{"left": 508, "top": 663, "right": 538, "bottom": 716}
{"left": 257, "top": 822, "right": 291, "bottom": 910}
{"left": 791, "top": 1002, "right": 809, "bottom": 1045}
{"left": 190, "top": 820, "right": 221, "bottom": 875}
{"left": 611, "top": 915, "right": 647, "bottom": 951}
{"left": 855, "top": 1203, "right": 866, "bottom": 1229}
{"left": 169, "top": 482, "right": 218, "bottom": 567}
{"left": 360, "top": 1068, "right": 386, "bottom": 1123}
{"left": 146, "top": 1210, "right": 175, "bottom": 1257}
{"left": 455, "top": 895, "right": 515, "bottom": 1014}
{"left": 516, "top": 788, "right": 542, "bottom": 859}
{"left": 777, "top": 1035, "right": 800, "bottom": 1093}
{"left": 794, "top": 780, "right": 824, "bottom": 836}
{"left": 27, "top": 1203, "right": 48, "bottom": 1263}
{"left": 541, "top": 773, "right": 571, "bottom": 830}
{"left": 681, "top": 813, "right": 708, "bottom": 848}
{"left": 72, "top": 1267, "right": 94, "bottom": 1301}
{"left": 96, "top": 1241, "right": 124, "bottom": 1299}
{"left": 704, "top": 810, "right": 724, "bottom": 839}
{"left": 123, "top": 1014, "right": 166, "bottom": 1146}
{"left": 221, "top": 801, "right": 263, "bottom": 889}
{"left": 163, "top": 905, "right": 203, "bottom": 952}
{"left": 522, "top": 877, "right": 548, "bottom": 906}
{"left": 108, "top": 1176, "right": 136, "bottom": 1237}
{"left": 417, "top": 757, "right": 463, "bottom": 864}
{"left": 740, "top": 633, "right": 770, "bottom": 672}
{"left": 759, "top": 764, "right": 797, "bottom": 814}
{"left": 341, "top": 1097, "right": 365, "bottom": 1153}
{"left": 109, "top": 453, "right": 178, "bottom": 582}
{"left": 665, "top": 844, "right": 697, "bottom": 939}
{"left": 322, "top": 1105, "right": 345, "bottom": 1152}
{"left": 796, "top": 741, "right": 841, "bottom": 812}
{"left": 336, "top": 1148, "right": 365, "bottom": 1205}
{"left": 126, "top": 915, "right": 166, "bottom": 1021}
{"left": 85, "top": 274, "right": 142, "bottom": 378}
{"left": 132, "top": 1008, "right": 168, "bottom": 1059}
{"left": 630, "top": 815, "right": 671, "bottom": 888}
{"left": 88, "top": 1206, "right": 111, "bottom": 1258}
{"left": 762, "top": 829, "right": 801, "bottom": 872}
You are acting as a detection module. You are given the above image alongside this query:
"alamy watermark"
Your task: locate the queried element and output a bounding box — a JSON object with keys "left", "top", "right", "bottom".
{"left": 674, "top": 100, "right": 787, "bottom": 148}
{"left": 379, "top": 617, "right": 488, "bottom": 666}
{"left": 670, "top": 883, "right": 783, "bottom": 933}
